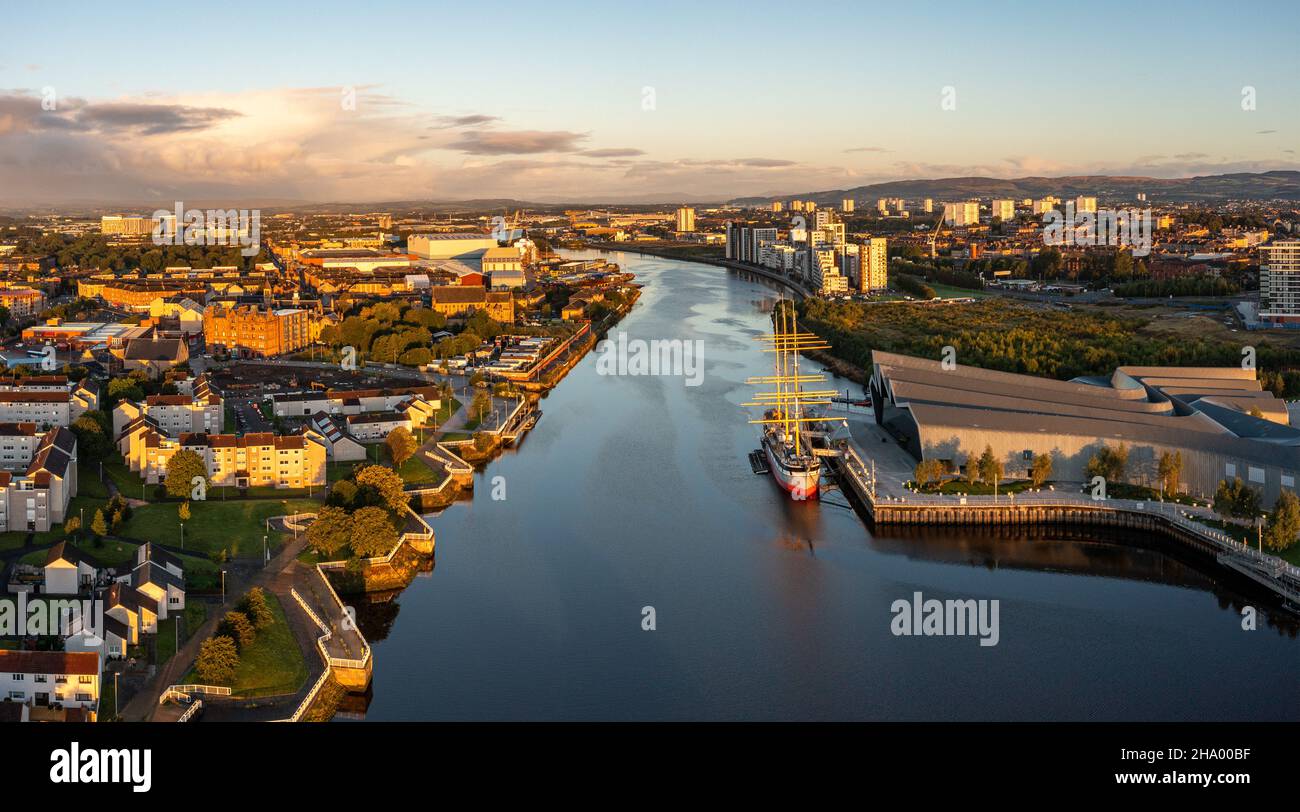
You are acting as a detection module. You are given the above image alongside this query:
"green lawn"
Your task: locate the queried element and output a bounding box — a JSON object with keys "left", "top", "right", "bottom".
{"left": 182, "top": 602, "right": 207, "bottom": 641}
{"left": 102, "top": 454, "right": 147, "bottom": 499}
{"left": 156, "top": 617, "right": 178, "bottom": 664}
{"left": 223, "top": 405, "right": 237, "bottom": 433}
{"left": 77, "top": 462, "right": 109, "bottom": 499}
{"left": 378, "top": 443, "right": 439, "bottom": 484}
{"left": 20, "top": 538, "right": 137, "bottom": 568}
{"left": 120, "top": 498, "right": 320, "bottom": 559}
{"left": 184, "top": 592, "right": 308, "bottom": 697}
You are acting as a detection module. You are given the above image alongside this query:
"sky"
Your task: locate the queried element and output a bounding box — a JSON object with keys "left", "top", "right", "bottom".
{"left": 1, "top": 0, "right": 1298, "bottom": 205}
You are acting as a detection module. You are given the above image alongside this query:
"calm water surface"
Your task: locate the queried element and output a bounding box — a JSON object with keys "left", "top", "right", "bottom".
{"left": 345, "top": 250, "right": 1299, "bottom": 722}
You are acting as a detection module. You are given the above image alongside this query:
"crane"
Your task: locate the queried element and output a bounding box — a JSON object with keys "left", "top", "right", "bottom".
{"left": 927, "top": 213, "right": 945, "bottom": 259}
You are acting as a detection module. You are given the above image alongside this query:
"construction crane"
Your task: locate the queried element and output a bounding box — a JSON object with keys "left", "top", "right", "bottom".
{"left": 927, "top": 213, "right": 945, "bottom": 259}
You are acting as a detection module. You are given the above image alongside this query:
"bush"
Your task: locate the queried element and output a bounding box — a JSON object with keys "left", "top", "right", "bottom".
{"left": 195, "top": 635, "right": 240, "bottom": 684}
{"left": 240, "top": 587, "right": 275, "bottom": 630}
{"left": 217, "top": 611, "right": 256, "bottom": 650}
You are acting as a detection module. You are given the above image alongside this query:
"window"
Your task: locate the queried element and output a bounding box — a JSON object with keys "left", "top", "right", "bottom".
{"left": 75, "top": 693, "right": 91, "bottom": 702}
{"left": 78, "top": 675, "right": 93, "bottom": 684}
{"left": 1248, "top": 466, "right": 1266, "bottom": 484}
{"left": 35, "top": 674, "right": 47, "bottom": 683}
{"left": 10, "top": 673, "right": 23, "bottom": 680}
{"left": 1225, "top": 463, "right": 1237, "bottom": 477}
{"left": 1283, "top": 475, "right": 1295, "bottom": 488}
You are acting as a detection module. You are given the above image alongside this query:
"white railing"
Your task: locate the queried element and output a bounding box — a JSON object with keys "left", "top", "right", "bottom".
{"left": 279, "top": 513, "right": 318, "bottom": 531}
{"left": 866, "top": 482, "right": 1300, "bottom": 586}
{"left": 176, "top": 699, "right": 202, "bottom": 722}
{"left": 160, "top": 684, "right": 231, "bottom": 702}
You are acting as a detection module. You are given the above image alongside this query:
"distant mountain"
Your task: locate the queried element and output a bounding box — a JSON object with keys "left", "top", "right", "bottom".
{"left": 729, "top": 171, "right": 1300, "bottom": 207}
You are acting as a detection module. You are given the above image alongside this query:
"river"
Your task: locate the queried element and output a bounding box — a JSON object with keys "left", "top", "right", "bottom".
{"left": 343, "top": 249, "right": 1299, "bottom": 722}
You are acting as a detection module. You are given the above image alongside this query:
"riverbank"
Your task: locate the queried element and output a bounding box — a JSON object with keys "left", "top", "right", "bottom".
{"left": 343, "top": 247, "right": 1300, "bottom": 723}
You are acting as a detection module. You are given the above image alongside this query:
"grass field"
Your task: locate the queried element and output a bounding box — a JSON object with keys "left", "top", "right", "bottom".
{"left": 21, "top": 538, "right": 138, "bottom": 568}
{"left": 121, "top": 498, "right": 319, "bottom": 559}
{"left": 185, "top": 592, "right": 307, "bottom": 697}
{"left": 102, "top": 454, "right": 147, "bottom": 499}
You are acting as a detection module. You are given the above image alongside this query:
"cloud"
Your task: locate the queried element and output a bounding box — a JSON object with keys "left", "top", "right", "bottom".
{"left": 430, "top": 113, "right": 498, "bottom": 129}
{"left": 1257, "top": 129, "right": 1277, "bottom": 134}
{"left": 442, "top": 128, "right": 588, "bottom": 155}
{"left": 1173, "top": 152, "right": 1208, "bottom": 160}
{"left": 844, "top": 146, "right": 889, "bottom": 153}
{"left": 579, "top": 148, "right": 645, "bottom": 158}
{"left": 0, "top": 93, "right": 240, "bottom": 136}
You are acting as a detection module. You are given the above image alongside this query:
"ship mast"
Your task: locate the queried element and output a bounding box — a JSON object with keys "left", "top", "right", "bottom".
{"left": 744, "top": 298, "right": 834, "bottom": 455}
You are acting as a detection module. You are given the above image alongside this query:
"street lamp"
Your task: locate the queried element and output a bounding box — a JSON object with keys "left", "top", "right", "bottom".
{"left": 180, "top": 522, "right": 184, "bottom": 550}
{"left": 220, "top": 570, "right": 226, "bottom": 605}
{"left": 113, "top": 672, "right": 119, "bottom": 719}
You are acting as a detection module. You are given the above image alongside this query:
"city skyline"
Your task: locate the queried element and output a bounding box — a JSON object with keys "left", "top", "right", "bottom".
{"left": 2, "top": 0, "right": 1299, "bottom": 204}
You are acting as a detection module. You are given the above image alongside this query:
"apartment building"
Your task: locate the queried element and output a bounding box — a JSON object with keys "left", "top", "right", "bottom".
{"left": 205, "top": 303, "right": 315, "bottom": 357}
{"left": 0, "top": 379, "right": 98, "bottom": 429}
{"left": 675, "top": 207, "right": 696, "bottom": 232}
{"left": 0, "top": 427, "right": 78, "bottom": 533}
{"left": 120, "top": 428, "right": 326, "bottom": 489}
{"left": 113, "top": 374, "right": 222, "bottom": 438}
{"left": 990, "top": 199, "right": 1016, "bottom": 220}
{"left": 1260, "top": 240, "right": 1300, "bottom": 324}
{"left": 943, "top": 201, "right": 981, "bottom": 227}
{"left": 0, "top": 286, "right": 47, "bottom": 318}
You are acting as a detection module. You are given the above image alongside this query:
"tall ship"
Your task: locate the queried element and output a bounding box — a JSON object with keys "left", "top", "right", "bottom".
{"left": 745, "top": 301, "right": 834, "bottom": 501}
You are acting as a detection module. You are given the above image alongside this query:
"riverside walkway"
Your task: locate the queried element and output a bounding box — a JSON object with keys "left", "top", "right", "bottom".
{"left": 827, "top": 408, "right": 1300, "bottom": 612}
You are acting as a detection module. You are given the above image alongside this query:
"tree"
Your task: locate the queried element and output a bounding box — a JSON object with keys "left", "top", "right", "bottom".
{"left": 1085, "top": 444, "right": 1128, "bottom": 485}
{"left": 195, "top": 635, "right": 240, "bottom": 684}
{"left": 91, "top": 508, "right": 108, "bottom": 539}
{"left": 327, "top": 479, "right": 358, "bottom": 509}
{"left": 218, "top": 611, "right": 256, "bottom": 650}
{"left": 306, "top": 506, "right": 352, "bottom": 558}
{"left": 1263, "top": 489, "right": 1300, "bottom": 551}
{"left": 178, "top": 501, "right": 191, "bottom": 522}
{"left": 1213, "top": 477, "right": 1261, "bottom": 520}
{"left": 64, "top": 515, "right": 81, "bottom": 540}
{"left": 241, "top": 587, "right": 274, "bottom": 630}
{"left": 349, "top": 506, "right": 399, "bottom": 558}
{"left": 1156, "top": 451, "right": 1182, "bottom": 496}
{"left": 70, "top": 415, "right": 111, "bottom": 459}
{"left": 471, "top": 391, "right": 491, "bottom": 423}
{"left": 165, "top": 449, "right": 207, "bottom": 498}
{"left": 1029, "top": 453, "right": 1053, "bottom": 487}
{"left": 913, "top": 458, "right": 944, "bottom": 488}
{"left": 386, "top": 426, "right": 418, "bottom": 469}
{"left": 976, "top": 445, "right": 1003, "bottom": 487}
{"left": 354, "top": 465, "right": 409, "bottom": 513}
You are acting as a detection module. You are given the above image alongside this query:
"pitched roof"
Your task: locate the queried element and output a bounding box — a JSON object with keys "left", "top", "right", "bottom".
{"left": 0, "top": 650, "right": 99, "bottom": 676}
{"left": 45, "top": 540, "right": 100, "bottom": 569}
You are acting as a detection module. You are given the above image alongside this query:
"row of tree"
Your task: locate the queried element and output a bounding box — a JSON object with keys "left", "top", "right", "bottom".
{"left": 194, "top": 588, "right": 275, "bottom": 685}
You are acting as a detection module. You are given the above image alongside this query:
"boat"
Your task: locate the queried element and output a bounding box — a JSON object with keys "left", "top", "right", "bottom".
{"left": 743, "top": 300, "right": 835, "bottom": 501}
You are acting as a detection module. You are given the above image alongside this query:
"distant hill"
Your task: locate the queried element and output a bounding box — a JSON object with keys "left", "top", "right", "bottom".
{"left": 729, "top": 171, "right": 1300, "bottom": 207}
